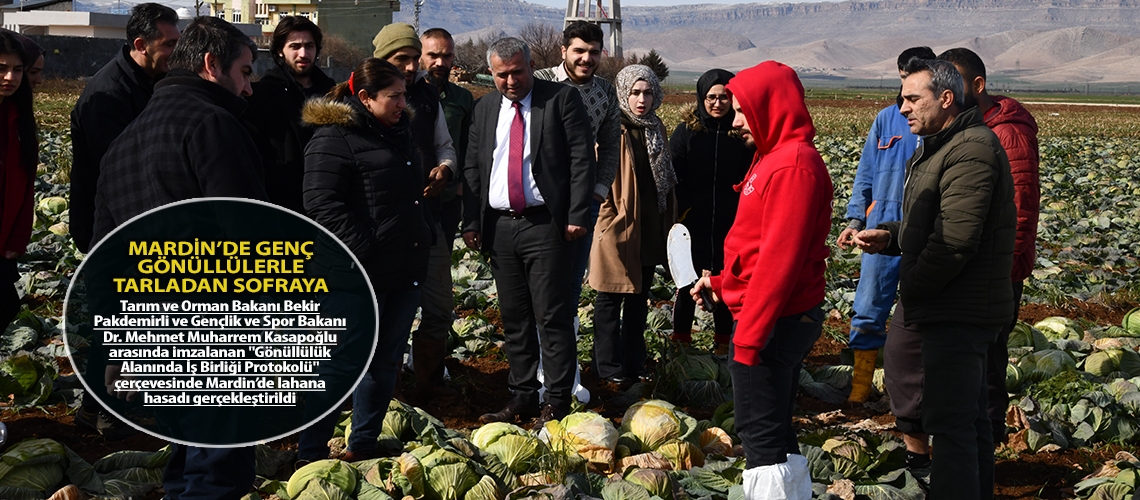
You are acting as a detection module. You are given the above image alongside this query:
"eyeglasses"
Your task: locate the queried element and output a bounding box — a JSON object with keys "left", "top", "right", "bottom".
{"left": 705, "top": 94, "right": 729, "bottom": 103}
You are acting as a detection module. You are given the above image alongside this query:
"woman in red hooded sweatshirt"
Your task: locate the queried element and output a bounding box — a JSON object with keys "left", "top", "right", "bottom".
{"left": 0, "top": 30, "right": 38, "bottom": 330}
{"left": 692, "top": 61, "right": 833, "bottom": 498}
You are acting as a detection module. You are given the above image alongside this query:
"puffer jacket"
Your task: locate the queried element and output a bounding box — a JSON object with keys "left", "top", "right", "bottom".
{"left": 302, "top": 97, "right": 431, "bottom": 293}
{"left": 879, "top": 106, "right": 1016, "bottom": 327}
{"left": 985, "top": 95, "right": 1039, "bottom": 283}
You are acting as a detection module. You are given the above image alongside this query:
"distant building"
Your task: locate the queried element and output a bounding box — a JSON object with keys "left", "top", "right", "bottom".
{"left": 211, "top": 0, "right": 398, "bottom": 45}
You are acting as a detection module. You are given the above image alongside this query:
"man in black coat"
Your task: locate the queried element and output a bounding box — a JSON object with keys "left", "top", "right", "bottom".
{"left": 67, "top": 1, "right": 179, "bottom": 441}
{"left": 462, "top": 37, "right": 595, "bottom": 428}
{"left": 244, "top": 16, "right": 336, "bottom": 213}
{"left": 70, "top": 2, "right": 180, "bottom": 253}
{"left": 91, "top": 17, "right": 265, "bottom": 498}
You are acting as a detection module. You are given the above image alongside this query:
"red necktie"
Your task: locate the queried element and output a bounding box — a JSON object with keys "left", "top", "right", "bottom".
{"left": 508, "top": 101, "right": 526, "bottom": 213}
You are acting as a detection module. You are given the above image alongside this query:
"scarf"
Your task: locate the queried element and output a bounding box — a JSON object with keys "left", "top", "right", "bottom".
{"left": 695, "top": 69, "right": 736, "bottom": 129}
{"left": 615, "top": 64, "right": 676, "bottom": 213}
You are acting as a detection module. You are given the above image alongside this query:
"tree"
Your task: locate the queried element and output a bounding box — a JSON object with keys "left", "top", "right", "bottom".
{"left": 455, "top": 37, "right": 491, "bottom": 74}
{"left": 639, "top": 49, "right": 670, "bottom": 81}
{"left": 518, "top": 22, "right": 563, "bottom": 69}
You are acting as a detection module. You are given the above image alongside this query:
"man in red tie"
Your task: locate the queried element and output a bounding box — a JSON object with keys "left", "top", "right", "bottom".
{"left": 461, "top": 37, "right": 596, "bottom": 429}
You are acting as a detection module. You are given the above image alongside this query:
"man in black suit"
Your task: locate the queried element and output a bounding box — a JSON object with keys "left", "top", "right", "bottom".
{"left": 462, "top": 37, "right": 596, "bottom": 428}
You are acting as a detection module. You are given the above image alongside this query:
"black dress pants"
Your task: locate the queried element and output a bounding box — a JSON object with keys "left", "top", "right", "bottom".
{"left": 488, "top": 210, "right": 578, "bottom": 410}
{"left": 592, "top": 266, "right": 654, "bottom": 380}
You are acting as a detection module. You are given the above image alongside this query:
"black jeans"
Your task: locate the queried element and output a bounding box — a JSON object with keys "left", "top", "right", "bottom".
{"left": 728, "top": 304, "right": 823, "bottom": 467}
{"left": 592, "top": 266, "right": 654, "bottom": 380}
{"left": 921, "top": 322, "right": 999, "bottom": 500}
{"left": 986, "top": 280, "right": 1023, "bottom": 444}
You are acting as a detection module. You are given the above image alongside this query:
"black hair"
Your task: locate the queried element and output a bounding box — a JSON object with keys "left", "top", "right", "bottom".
{"left": 938, "top": 47, "right": 987, "bottom": 81}
{"left": 421, "top": 28, "right": 453, "bottom": 42}
{"left": 897, "top": 46, "right": 936, "bottom": 71}
{"left": 901, "top": 57, "right": 965, "bottom": 109}
{"left": 329, "top": 57, "right": 405, "bottom": 101}
{"left": 562, "top": 21, "right": 603, "bottom": 48}
{"left": 0, "top": 31, "right": 38, "bottom": 174}
{"left": 126, "top": 3, "right": 179, "bottom": 44}
{"left": 271, "top": 16, "right": 322, "bottom": 64}
{"left": 167, "top": 17, "right": 257, "bottom": 74}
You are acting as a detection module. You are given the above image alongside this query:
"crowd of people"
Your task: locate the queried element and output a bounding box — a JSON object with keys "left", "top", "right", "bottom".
{"left": 0, "top": 5, "right": 1040, "bottom": 498}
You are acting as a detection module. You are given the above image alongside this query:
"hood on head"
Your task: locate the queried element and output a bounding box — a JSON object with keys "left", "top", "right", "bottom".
{"left": 725, "top": 61, "right": 816, "bottom": 155}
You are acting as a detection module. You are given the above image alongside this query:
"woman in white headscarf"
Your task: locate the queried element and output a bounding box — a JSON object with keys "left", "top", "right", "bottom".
{"left": 588, "top": 64, "right": 676, "bottom": 387}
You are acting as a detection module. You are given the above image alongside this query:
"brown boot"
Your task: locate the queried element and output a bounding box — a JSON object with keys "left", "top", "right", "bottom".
{"left": 848, "top": 349, "right": 878, "bottom": 403}
{"left": 413, "top": 337, "right": 460, "bottom": 400}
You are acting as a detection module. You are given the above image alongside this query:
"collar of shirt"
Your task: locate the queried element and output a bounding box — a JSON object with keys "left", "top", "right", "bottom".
{"left": 551, "top": 63, "right": 593, "bottom": 89}
{"left": 500, "top": 90, "right": 533, "bottom": 113}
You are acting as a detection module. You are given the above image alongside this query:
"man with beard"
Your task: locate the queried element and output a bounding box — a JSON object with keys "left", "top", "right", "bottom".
{"left": 691, "top": 60, "right": 832, "bottom": 497}
{"left": 245, "top": 16, "right": 336, "bottom": 213}
{"left": 372, "top": 23, "right": 457, "bottom": 400}
{"left": 68, "top": 2, "right": 180, "bottom": 440}
{"left": 94, "top": 17, "right": 265, "bottom": 498}
{"left": 938, "top": 48, "right": 1040, "bottom": 450}
{"left": 411, "top": 27, "right": 473, "bottom": 399}
{"left": 534, "top": 21, "right": 621, "bottom": 394}
{"left": 71, "top": 2, "right": 180, "bottom": 254}
{"left": 854, "top": 57, "right": 1016, "bottom": 499}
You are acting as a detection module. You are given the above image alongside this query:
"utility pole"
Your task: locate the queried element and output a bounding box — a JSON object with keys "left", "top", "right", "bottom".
{"left": 414, "top": 0, "right": 425, "bottom": 34}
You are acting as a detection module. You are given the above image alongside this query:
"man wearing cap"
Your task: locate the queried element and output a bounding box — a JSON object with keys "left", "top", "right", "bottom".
{"left": 372, "top": 23, "right": 458, "bottom": 401}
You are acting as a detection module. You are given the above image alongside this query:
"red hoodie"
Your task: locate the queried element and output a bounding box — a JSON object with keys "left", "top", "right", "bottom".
{"left": 984, "top": 95, "right": 1039, "bottom": 283}
{"left": 712, "top": 61, "right": 833, "bottom": 366}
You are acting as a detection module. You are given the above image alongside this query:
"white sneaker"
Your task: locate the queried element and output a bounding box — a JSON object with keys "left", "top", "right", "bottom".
{"left": 742, "top": 459, "right": 812, "bottom": 500}
{"left": 785, "top": 454, "right": 813, "bottom": 499}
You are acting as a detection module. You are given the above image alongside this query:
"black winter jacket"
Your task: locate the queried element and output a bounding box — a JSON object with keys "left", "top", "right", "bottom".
{"left": 879, "top": 106, "right": 1016, "bottom": 327}
{"left": 668, "top": 106, "right": 753, "bottom": 272}
{"left": 245, "top": 63, "right": 337, "bottom": 213}
{"left": 302, "top": 97, "right": 430, "bottom": 293}
{"left": 92, "top": 70, "right": 268, "bottom": 243}
{"left": 70, "top": 46, "right": 159, "bottom": 252}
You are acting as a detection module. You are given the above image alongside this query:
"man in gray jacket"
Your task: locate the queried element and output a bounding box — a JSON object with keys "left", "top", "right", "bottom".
{"left": 854, "top": 57, "right": 1015, "bottom": 500}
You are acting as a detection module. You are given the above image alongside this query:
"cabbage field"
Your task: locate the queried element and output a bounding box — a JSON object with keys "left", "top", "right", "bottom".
{"left": 2, "top": 83, "right": 1140, "bottom": 500}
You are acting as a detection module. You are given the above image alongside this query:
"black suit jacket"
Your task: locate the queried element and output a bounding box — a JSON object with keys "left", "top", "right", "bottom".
{"left": 462, "top": 78, "right": 596, "bottom": 248}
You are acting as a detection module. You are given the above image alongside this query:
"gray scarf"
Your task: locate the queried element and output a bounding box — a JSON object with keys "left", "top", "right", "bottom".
{"left": 615, "top": 65, "right": 677, "bottom": 213}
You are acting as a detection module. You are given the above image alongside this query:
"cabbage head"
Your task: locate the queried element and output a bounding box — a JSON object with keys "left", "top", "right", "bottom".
{"left": 485, "top": 434, "right": 545, "bottom": 475}
{"left": 654, "top": 439, "right": 705, "bottom": 470}
{"left": 287, "top": 459, "right": 358, "bottom": 500}
{"left": 623, "top": 467, "right": 674, "bottom": 500}
{"left": 1006, "top": 364, "right": 1023, "bottom": 392}
{"left": 1034, "top": 317, "right": 1083, "bottom": 341}
{"left": 463, "top": 474, "right": 502, "bottom": 500}
{"left": 38, "top": 197, "right": 68, "bottom": 215}
{"left": 426, "top": 462, "right": 480, "bottom": 500}
{"left": 471, "top": 422, "right": 529, "bottom": 450}
{"left": 0, "top": 438, "right": 67, "bottom": 493}
{"left": 1124, "top": 307, "right": 1140, "bottom": 336}
{"left": 1086, "top": 349, "right": 1140, "bottom": 378}
{"left": 541, "top": 412, "right": 618, "bottom": 472}
{"left": 1017, "top": 349, "right": 1077, "bottom": 377}
{"left": 698, "top": 427, "right": 733, "bottom": 457}
{"left": 621, "top": 400, "right": 682, "bottom": 451}
{"left": 600, "top": 479, "right": 651, "bottom": 500}
{"left": 679, "top": 354, "right": 721, "bottom": 381}
{"left": 1008, "top": 322, "right": 1051, "bottom": 350}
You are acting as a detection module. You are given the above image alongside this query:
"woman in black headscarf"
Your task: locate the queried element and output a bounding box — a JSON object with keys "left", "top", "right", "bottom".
{"left": 668, "top": 68, "right": 754, "bottom": 353}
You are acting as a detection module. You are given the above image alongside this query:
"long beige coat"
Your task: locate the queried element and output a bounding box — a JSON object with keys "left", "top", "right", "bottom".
{"left": 588, "top": 126, "right": 676, "bottom": 294}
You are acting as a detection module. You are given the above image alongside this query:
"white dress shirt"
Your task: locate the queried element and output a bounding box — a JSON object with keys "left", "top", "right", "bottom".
{"left": 488, "top": 91, "right": 545, "bottom": 210}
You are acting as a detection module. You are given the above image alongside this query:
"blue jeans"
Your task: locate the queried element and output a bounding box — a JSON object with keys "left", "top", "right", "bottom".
{"left": 162, "top": 445, "right": 255, "bottom": 500}
{"left": 297, "top": 288, "right": 421, "bottom": 459}
{"left": 848, "top": 252, "right": 901, "bottom": 350}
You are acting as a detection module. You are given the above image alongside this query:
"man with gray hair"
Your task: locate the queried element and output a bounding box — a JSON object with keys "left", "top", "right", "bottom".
{"left": 461, "top": 37, "right": 595, "bottom": 429}
{"left": 853, "top": 57, "right": 1016, "bottom": 499}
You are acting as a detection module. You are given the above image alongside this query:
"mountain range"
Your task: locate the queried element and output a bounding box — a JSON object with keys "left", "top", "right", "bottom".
{"left": 394, "top": 0, "right": 1140, "bottom": 84}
